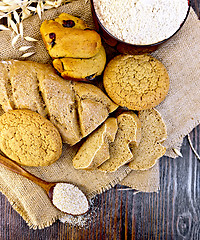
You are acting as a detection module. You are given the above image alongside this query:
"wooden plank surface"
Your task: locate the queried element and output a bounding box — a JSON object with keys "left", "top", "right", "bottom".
{"left": 0, "top": 1, "right": 200, "bottom": 239}
{"left": 0, "top": 125, "right": 199, "bottom": 239}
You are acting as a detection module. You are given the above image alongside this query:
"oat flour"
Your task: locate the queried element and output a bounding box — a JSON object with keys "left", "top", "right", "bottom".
{"left": 52, "top": 183, "right": 89, "bottom": 215}
{"left": 94, "top": 0, "right": 189, "bottom": 45}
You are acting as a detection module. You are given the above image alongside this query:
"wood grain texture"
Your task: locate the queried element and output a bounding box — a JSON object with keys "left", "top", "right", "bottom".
{"left": 0, "top": 127, "right": 199, "bottom": 240}
{"left": 0, "top": 2, "right": 200, "bottom": 240}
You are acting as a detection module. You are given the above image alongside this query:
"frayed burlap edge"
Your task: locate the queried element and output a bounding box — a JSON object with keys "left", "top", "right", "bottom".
{"left": 165, "top": 119, "right": 200, "bottom": 158}
{"left": 87, "top": 167, "right": 131, "bottom": 199}
{"left": 0, "top": 184, "right": 64, "bottom": 229}
{"left": 0, "top": 167, "right": 131, "bottom": 229}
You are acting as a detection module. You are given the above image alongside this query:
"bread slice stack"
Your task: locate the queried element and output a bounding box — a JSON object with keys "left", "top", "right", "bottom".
{"left": 73, "top": 109, "right": 167, "bottom": 172}
{"left": 73, "top": 111, "right": 141, "bottom": 172}
{"left": 73, "top": 118, "right": 118, "bottom": 170}
{"left": 98, "top": 112, "right": 141, "bottom": 172}
{"left": 0, "top": 60, "right": 118, "bottom": 146}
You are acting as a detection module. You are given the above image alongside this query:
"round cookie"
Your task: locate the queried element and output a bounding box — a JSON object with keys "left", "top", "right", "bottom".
{"left": 103, "top": 55, "right": 169, "bottom": 110}
{"left": 0, "top": 110, "right": 62, "bottom": 167}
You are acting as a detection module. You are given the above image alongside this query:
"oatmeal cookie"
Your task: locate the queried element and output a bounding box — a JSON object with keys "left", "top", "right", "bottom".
{"left": 0, "top": 109, "right": 62, "bottom": 167}
{"left": 103, "top": 55, "right": 169, "bottom": 110}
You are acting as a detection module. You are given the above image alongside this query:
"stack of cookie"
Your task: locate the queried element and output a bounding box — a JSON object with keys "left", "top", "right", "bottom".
{"left": 40, "top": 13, "right": 106, "bottom": 81}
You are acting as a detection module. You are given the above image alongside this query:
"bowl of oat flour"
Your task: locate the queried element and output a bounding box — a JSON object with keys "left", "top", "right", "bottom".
{"left": 91, "top": 0, "right": 190, "bottom": 54}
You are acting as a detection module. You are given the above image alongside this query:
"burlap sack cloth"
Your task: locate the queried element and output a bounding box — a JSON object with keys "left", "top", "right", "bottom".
{"left": 0, "top": 0, "right": 199, "bottom": 229}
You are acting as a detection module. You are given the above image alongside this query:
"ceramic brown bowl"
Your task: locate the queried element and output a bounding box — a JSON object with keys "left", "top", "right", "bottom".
{"left": 90, "top": 0, "right": 191, "bottom": 55}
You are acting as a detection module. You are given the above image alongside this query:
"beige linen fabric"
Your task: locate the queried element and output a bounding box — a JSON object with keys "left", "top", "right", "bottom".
{"left": 0, "top": 0, "right": 199, "bottom": 229}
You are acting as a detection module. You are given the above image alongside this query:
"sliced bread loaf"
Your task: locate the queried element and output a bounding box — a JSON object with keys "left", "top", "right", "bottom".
{"left": 98, "top": 112, "right": 141, "bottom": 172}
{"left": 73, "top": 118, "right": 118, "bottom": 169}
{"left": 128, "top": 108, "right": 167, "bottom": 170}
{"left": 0, "top": 60, "right": 118, "bottom": 146}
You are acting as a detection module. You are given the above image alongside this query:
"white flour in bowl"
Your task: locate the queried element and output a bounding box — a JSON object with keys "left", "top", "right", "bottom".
{"left": 93, "top": 0, "right": 189, "bottom": 45}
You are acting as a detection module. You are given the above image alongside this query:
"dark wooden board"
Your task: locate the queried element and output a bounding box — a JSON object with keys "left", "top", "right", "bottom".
{"left": 0, "top": 1, "right": 200, "bottom": 239}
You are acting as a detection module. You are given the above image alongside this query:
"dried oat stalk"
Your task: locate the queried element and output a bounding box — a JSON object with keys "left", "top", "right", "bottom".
{"left": 0, "top": 0, "right": 73, "bottom": 56}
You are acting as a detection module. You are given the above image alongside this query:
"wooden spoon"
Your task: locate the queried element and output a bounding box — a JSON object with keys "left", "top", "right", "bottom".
{"left": 0, "top": 154, "right": 89, "bottom": 216}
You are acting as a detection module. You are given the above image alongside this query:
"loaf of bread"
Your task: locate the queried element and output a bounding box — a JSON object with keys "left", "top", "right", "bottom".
{"left": 53, "top": 45, "right": 106, "bottom": 81}
{"left": 0, "top": 109, "right": 62, "bottom": 167}
{"left": 73, "top": 118, "right": 118, "bottom": 170}
{"left": 128, "top": 108, "right": 167, "bottom": 170}
{"left": 98, "top": 112, "right": 141, "bottom": 172}
{"left": 0, "top": 60, "right": 118, "bottom": 146}
{"left": 40, "top": 18, "right": 101, "bottom": 59}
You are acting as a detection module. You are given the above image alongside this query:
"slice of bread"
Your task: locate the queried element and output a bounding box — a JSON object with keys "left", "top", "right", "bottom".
{"left": 9, "top": 61, "right": 48, "bottom": 117}
{"left": 0, "top": 61, "right": 15, "bottom": 112}
{"left": 73, "top": 82, "right": 118, "bottom": 137}
{"left": 37, "top": 67, "right": 82, "bottom": 146}
{"left": 73, "top": 118, "right": 118, "bottom": 169}
{"left": 73, "top": 82, "right": 118, "bottom": 113}
{"left": 98, "top": 112, "right": 141, "bottom": 172}
{"left": 76, "top": 98, "right": 109, "bottom": 137}
{"left": 128, "top": 108, "right": 167, "bottom": 170}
